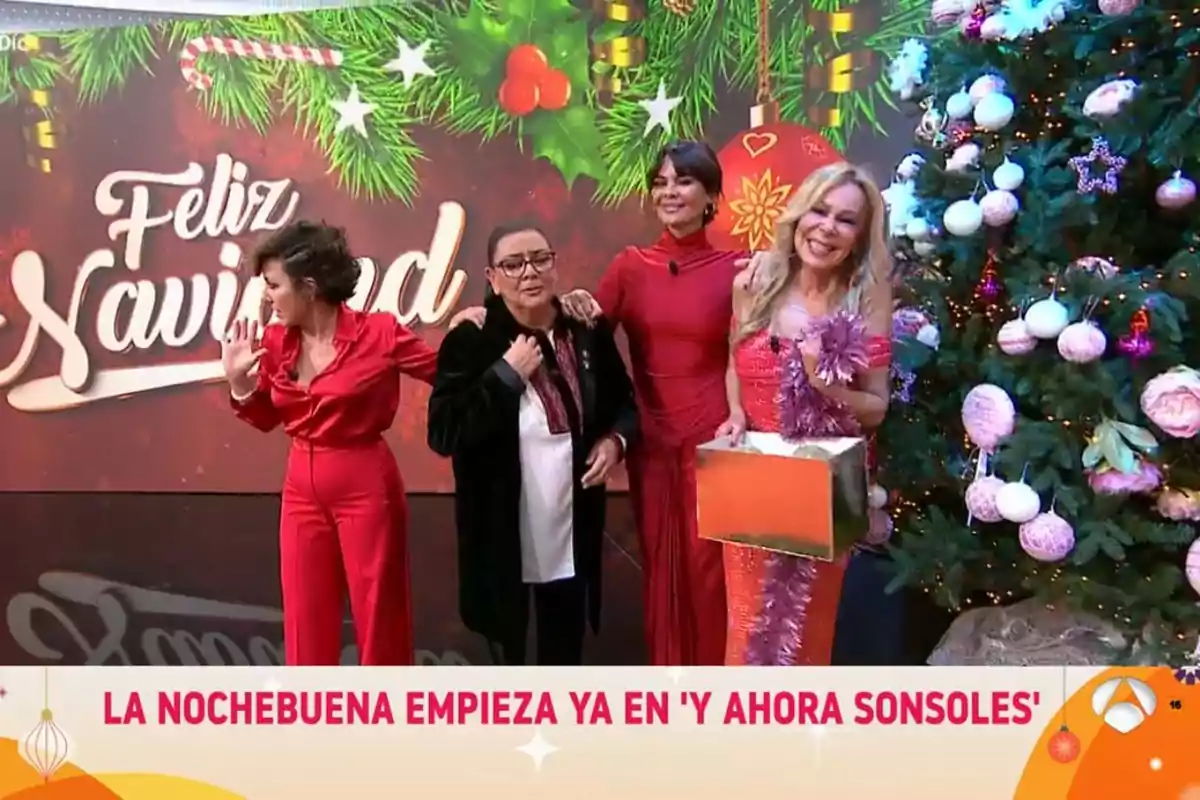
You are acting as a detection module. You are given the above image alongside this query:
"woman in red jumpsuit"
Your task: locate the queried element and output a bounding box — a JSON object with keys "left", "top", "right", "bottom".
{"left": 452, "top": 142, "right": 746, "bottom": 665}
{"left": 222, "top": 221, "right": 437, "bottom": 666}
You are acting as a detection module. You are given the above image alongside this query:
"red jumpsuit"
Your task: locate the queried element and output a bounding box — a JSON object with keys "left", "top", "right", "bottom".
{"left": 594, "top": 229, "right": 742, "bottom": 665}
{"left": 231, "top": 306, "right": 437, "bottom": 666}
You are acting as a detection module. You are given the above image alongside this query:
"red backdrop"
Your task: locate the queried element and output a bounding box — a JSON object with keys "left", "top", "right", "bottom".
{"left": 0, "top": 66, "right": 657, "bottom": 493}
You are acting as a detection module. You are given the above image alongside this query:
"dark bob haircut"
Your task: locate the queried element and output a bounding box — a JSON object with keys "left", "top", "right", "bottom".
{"left": 647, "top": 140, "right": 723, "bottom": 225}
{"left": 250, "top": 220, "right": 361, "bottom": 305}
{"left": 482, "top": 220, "right": 554, "bottom": 299}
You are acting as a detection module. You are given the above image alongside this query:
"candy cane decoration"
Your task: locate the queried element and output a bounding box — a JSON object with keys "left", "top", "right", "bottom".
{"left": 179, "top": 36, "right": 344, "bottom": 91}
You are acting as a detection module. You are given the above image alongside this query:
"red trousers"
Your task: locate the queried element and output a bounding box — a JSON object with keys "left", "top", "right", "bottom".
{"left": 627, "top": 443, "right": 727, "bottom": 666}
{"left": 279, "top": 439, "right": 412, "bottom": 666}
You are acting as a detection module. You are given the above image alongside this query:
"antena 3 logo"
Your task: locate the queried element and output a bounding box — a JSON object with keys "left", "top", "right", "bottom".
{"left": 0, "top": 33, "right": 32, "bottom": 52}
{"left": 1091, "top": 676, "right": 1157, "bottom": 734}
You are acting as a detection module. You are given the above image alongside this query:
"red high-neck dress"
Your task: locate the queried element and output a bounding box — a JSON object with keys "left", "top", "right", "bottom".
{"left": 594, "top": 229, "right": 743, "bottom": 666}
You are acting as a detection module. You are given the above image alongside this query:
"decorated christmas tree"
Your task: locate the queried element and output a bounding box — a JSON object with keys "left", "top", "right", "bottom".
{"left": 877, "top": 0, "right": 1200, "bottom": 663}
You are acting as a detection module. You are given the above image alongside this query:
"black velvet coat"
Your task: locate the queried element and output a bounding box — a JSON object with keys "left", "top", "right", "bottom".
{"left": 427, "top": 295, "right": 639, "bottom": 647}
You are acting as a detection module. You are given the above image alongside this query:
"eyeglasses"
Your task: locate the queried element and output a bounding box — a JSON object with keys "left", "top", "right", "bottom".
{"left": 493, "top": 250, "right": 556, "bottom": 278}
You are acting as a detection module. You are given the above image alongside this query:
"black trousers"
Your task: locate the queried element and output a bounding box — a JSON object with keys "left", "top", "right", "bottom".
{"left": 831, "top": 550, "right": 907, "bottom": 665}
{"left": 488, "top": 577, "right": 587, "bottom": 666}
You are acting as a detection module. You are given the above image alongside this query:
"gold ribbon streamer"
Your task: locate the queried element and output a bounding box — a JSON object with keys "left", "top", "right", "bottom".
{"left": 807, "top": 52, "right": 878, "bottom": 94}
{"left": 590, "top": 0, "right": 646, "bottom": 104}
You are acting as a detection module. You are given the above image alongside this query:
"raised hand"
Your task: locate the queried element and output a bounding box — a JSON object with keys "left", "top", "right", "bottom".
{"left": 502, "top": 334, "right": 543, "bottom": 380}
{"left": 222, "top": 318, "right": 266, "bottom": 395}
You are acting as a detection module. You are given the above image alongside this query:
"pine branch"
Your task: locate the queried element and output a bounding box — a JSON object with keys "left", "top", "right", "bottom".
{"left": 61, "top": 26, "right": 155, "bottom": 103}
{"left": 0, "top": 53, "right": 17, "bottom": 104}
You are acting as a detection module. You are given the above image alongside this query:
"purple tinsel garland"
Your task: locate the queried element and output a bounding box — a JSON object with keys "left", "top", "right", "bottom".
{"left": 743, "top": 311, "right": 869, "bottom": 665}
{"left": 779, "top": 310, "right": 868, "bottom": 440}
{"left": 744, "top": 554, "right": 819, "bottom": 666}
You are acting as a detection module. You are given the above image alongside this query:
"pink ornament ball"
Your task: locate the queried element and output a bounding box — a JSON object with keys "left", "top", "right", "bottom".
{"left": 966, "top": 476, "right": 1005, "bottom": 522}
{"left": 1056, "top": 321, "right": 1107, "bottom": 363}
{"left": 1098, "top": 0, "right": 1140, "bottom": 15}
{"left": 1186, "top": 536, "right": 1200, "bottom": 596}
{"left": 980, "top": 15, "right": 1006, "bottom": 40}
{"left": 866, "top": 509, "right": 894, "bottom": 546}
{"left": 931, "top": 0, "right": 967, "bottom": 25}
{"left": 998, "top": 319, "right": 1036, "bottom": 355}
{"left": 961, "top": 383, "right": 1016, "bottom": 451}
{"left": 1156, "top": 173, "right": 1197, "bottom": 210}
{"left": 1019, "top": 511, "right": 1076, "bottom": 562}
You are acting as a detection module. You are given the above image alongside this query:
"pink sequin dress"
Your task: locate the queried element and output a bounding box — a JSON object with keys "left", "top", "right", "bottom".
{"left": 722, "top": 319, "right": 855, "bottom": 667}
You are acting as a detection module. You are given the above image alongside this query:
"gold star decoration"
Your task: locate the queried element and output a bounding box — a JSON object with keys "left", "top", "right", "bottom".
{"left": 727, "top": 168, "right": 794, "bottom": 251}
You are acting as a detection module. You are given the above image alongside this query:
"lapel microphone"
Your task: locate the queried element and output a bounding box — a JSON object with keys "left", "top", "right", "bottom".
{"left": 769, "top": 335, "right": 781, "bottom": 354}
{"left": 668, "top": 259, "right": 678, "bottom": 276}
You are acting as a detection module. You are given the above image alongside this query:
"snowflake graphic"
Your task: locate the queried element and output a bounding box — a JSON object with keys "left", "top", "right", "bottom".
{"left": 1174, "top": 666, "right": 1200, "bottom": 686}
{"left": 727, "top": 169, "right": 795, "bottom": 251}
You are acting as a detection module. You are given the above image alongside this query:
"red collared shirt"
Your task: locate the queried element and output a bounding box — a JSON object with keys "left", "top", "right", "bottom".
{"left": 231, "top": 306, "right": 437, "bottom": 445}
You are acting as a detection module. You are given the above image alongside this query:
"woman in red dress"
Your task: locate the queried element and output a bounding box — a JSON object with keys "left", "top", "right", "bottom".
{"left": 451, "top": 142, "right": 746, "bottom": 665}
{"left": 723, "top": 163, "right": 892, "bottom": 665}
{"left": 222, "top": 221, "right": 437, "bottom": 666}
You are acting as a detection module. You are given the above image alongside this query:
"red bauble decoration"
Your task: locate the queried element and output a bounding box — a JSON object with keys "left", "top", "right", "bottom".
{"left": 498, "top": 78, "right": 540, "bottom": 117}
{"left": 538, "top": 70, "right": 572, "bottom": 110}
{"left": 707, "top": 122, "right": 843, "bottom": 252}
{"left": 506, "top": 44, "right": 549, "bottom": 81}
{"left": 1047, "top": 727, "right": 1081, "bottom": 763}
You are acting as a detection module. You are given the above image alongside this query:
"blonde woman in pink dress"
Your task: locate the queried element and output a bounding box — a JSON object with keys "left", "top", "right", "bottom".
{"left": 716, "top": 163, "right": 894, "bottom": 666}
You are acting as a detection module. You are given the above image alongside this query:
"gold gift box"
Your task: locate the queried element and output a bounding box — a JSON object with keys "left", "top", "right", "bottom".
{"left": 696, "top": 432, "right": 869, "bottom": 561}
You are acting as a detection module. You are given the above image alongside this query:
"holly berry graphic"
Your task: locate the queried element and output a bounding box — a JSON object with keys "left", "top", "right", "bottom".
{"left": 506, "top": 44, "right": 548, "bottom": 82}
{"left": 537, "top": 69, "right": 571, "bottom": 110}
{"left": 498, "top": 77, "right": 540, "bottom": 117}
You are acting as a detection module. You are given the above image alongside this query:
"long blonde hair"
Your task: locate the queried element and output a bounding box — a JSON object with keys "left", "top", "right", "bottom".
{"left": 736, "top": 162, "right": 891, "bottom": 339}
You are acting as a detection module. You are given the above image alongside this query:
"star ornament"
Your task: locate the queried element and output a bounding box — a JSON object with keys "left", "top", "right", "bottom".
{"left": 1069, "top": 137, "right": 1126, "bottom": 195}
{"left": 384, "top": 37, "right": 435, "bottom": 88}
{"left": 728, "top": 169, "right": 795, "bottom": 251}
{"left": 638, "top": 81, "right": 683, "bottom": 136}
{"left": 332, "top": 84, "right": 375, "bottom": 137}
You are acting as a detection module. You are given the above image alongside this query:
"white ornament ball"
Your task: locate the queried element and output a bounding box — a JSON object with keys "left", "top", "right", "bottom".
{"left": 916, "top": 323, "right": 941, "bottom": 349}
{"left": 1018, "top": 510, "right": 1076, "bottom": 562}
{"left": 980, "top": 189, "right": 1019, "bottom": 226}
{"left": 980, "top": 15, "right": 1006, "bottom": 40}
{"left": 943, "top": 199, "right": 984, "bottom": 237}
{"left": 974, "top": 93, "right": 1015, "bottom": 131}
{"left": 1156, "top": 172, "right": 1197, "bottom": 210}
{"left": 946, "top": 91, "right": 975, "bottom": 119}
{"left": 946, "top": 143, "right": 981, "bottom": 172}
{"left": 961, "top": 383, "right": 1016, "bottom": 451}
{"left": 914, "top": 241, "right": 938, "bottom": 257}
{"left": 992, "top": 158, "right": 1025, "bottom": 191}
{"left": 969, "top": 74, "right": 1006, "bottom": 103}
{"left": 1024, "top": 297, "right": 1069, "bottom": 339}
{"left": 997, "top": 319, "right": 1036, "bottom": 355}
{"left": 996, "top": 481, "right": 1041, "bottom": 524}
{"left": 869, "top": 484, "right": 888, "bottom": 509}
{"left": 1056, "top": 321, "right": 1107, "bottom": 363}
{"left": 965, "top": 475, "right": 1005, "bottom": 522}
{"left": 1069, "top": 256, "right": 1119, "bottom": 280}
{"left": 1187, "top": 537, "right": 1200, "bottom": 596}
{"left": 896, "top": 153, "right": 925, "bottom": 180}
{"left": 906, "top": 217, "right": 933, "bottom": 241}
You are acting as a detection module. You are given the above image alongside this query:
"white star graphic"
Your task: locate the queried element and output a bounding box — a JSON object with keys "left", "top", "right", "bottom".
{"left": 516, "top": 728, "right": 559, "bottom": 771}
{"left": 807, "top": 724, "right": 828, "bottom": 769}
{"left": 383, "top": 37, "right": 435, "bottom": 88}
{"left": 332, "top": 84, "right": 375, "bottom": 137}
{"left": 263, "top": 677, "right": 282, "bottom": 692}
{"left": 638, "top": 81, "right": 682, "bottom": 137}
{"left": 665, "top": 667, "right": 685, "bottom": 685}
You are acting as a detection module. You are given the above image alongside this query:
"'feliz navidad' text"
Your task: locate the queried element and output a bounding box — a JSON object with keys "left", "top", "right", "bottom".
{"left": 103, "top": 688, "right": 1041, "bottom": 727}
{"left": 0, "top": 153, "right": 467, "bottom": 412}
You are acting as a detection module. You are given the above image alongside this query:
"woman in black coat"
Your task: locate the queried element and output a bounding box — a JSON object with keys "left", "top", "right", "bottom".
{"left": 427, "top": 222, "right": 638, "bottom": 665}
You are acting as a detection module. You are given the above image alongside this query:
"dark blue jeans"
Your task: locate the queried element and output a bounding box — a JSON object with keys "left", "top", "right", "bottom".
{"left": 831, "top": 550, "right": 907, "bottom": 665}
